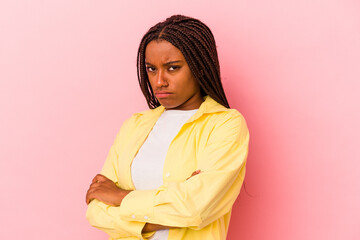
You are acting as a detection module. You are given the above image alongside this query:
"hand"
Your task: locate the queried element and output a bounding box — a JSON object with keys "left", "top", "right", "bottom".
{"left": 86, "top": 174, "right": 131, "bottom": 206}
{"left": 186, "top": 169, "right": 201, "bottom": 180}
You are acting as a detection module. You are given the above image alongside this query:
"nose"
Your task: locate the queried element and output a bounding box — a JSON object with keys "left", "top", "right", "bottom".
{"left": 154, "top": 70, "right": 168, "bottom": 88}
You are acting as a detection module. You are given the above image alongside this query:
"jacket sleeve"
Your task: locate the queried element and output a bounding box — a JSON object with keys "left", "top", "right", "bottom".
{"left": 117, "top": 111, "right": 250, "bottom": 229}
{"left": 86, "top": 117, "right": 153, "bottom": 239}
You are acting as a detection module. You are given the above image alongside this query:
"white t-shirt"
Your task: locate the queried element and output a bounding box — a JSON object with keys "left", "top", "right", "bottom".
{"left": 131, "top": 109, "right": 198, "bottom": 240}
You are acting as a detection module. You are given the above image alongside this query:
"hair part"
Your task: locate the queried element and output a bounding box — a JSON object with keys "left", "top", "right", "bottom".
{"left": 137, "top": 14, "right": 230, "bottom": 109}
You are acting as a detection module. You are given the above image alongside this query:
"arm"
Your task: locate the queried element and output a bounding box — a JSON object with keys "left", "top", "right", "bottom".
{"left": 86, "top": 170, "right": 201, "bottom": 206}
{"left": 86, "top": 174, "right": 177, "bottom": 233}
{"left": 87, "top": 111, "right": 249, "bottom": 234}
{"left": 141, "top": 170, "right": 200, "bottom": 233}
{"left": 118, "top": 111, "right": 249, "bottom": 229}
{"left": 87, "top": 171, "right": 200, "bottom": 234}
{"left": 86, "top": 116, "right": 178, "bottom": 238}
{"left": 86, "top": 117, "right": 151, "bottom": 239}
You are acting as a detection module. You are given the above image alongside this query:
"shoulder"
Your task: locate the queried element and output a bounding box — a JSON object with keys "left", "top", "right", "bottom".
{"left": 118, "top": 106, "right": 163, "bottom": 129}
{"left": 199, "top": 96, "right": 247, "bottom": 127}
{"left": 207, "top": 109, "right": 248, "bottom": 137}
{"left": 112, "top": 108, "right": 158, "bottom": 144}
{"left": 213, "top": 108, "right": 246, "bottom": 124}
{"left": 201, "top": 104, "right": 247, "bottom": 131}
{"left": 196, "top": 101, "right": 249, "bottom": 145}
{"left": 129, "top": 106, "right": 163, "bottom": 123}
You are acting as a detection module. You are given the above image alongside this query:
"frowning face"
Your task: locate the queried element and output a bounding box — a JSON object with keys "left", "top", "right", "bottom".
{"left": 145, "top": 39, "right": 203, "bottom": 110}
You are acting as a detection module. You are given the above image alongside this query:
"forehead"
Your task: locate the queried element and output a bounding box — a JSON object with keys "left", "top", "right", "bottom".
{"left": 145, "top": 40, "right": 185, "bottom": 63}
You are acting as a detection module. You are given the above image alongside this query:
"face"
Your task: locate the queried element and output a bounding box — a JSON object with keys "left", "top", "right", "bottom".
{"left": 145, "top": 40, "right": 204, "bottom": 110}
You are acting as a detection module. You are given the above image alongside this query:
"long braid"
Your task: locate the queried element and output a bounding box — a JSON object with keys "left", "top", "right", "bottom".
{"left": 137, "top": 15, "right": 230, "bottom": 109}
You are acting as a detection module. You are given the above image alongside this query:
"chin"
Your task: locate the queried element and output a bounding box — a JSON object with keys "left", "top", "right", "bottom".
{"left": 163, "top": 104, "right": 182, "bottom": 110}
{"left": 163, "top": 105, "right": 179, "bottom": 110}
{"left": 158, "top": 100, "right": 179, "bottom": 109}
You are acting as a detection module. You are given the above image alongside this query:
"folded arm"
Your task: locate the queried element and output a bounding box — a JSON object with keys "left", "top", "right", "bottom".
{"left": 86, "top": 170, "right": 201, "bottom": 234}
{"left": 86, "top": 111, "right": 249, "bottom": 237}
{"left": 118, "top": 112, "right": 249, "bottom": 229}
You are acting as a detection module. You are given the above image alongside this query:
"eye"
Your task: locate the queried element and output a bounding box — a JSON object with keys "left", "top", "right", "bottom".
{"left": 169, "top": 66, "right": 180, "bottom": 71}
{"left": 146, "top": 66, "right": 156, "bottom": 72}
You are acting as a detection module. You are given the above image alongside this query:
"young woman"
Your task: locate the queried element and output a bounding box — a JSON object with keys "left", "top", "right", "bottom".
{"left": 86, "top": 15, "right": 249, "bottom": 240}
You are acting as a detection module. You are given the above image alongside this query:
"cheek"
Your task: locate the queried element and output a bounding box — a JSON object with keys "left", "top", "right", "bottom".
{"left": 147, "top": 76, "right": 156, "bottom": 89}
{"left": 186, "top": 75, "right": 200, "bottom": 93}
{"left": 181, "top": 69, "right": 197, "bottom": 88}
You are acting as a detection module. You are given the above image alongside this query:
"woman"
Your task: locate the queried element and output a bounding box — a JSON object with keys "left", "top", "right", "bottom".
{"left": 86, "top": 15, "right": 249, "bottom": 240}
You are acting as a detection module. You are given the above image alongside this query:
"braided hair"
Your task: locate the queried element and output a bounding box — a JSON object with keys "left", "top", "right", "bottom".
{"left": 137, "top": 15, "right": 230, "bottom": 109}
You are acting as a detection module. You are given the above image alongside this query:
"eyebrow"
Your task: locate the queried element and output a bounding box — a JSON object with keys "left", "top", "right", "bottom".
{"left": 145, "top": 60, "right": 184, "bottom": 66}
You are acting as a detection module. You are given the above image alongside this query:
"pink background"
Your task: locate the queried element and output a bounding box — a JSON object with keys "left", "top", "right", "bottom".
{"left": 1, "top": 1, "right": 359, "bottom": 239}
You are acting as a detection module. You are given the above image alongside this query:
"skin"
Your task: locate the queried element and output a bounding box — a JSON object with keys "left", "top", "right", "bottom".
{"left": 145, "top": 39, "right": 204, "bottom": 110}
{"left": 86, "top": 39, "right": 203, "bottom": 233}
{"left": 86, "top": 174, "right": 131, "bottom": 206}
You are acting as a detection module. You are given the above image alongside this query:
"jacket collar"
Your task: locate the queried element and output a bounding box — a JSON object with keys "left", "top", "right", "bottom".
{"left": 136, "top": 96, "right": 229, "bottom": 123}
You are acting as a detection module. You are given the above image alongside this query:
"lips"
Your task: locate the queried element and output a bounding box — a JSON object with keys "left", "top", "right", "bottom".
{"left": 155, "top": 91, "right": 172, "bottom": 98}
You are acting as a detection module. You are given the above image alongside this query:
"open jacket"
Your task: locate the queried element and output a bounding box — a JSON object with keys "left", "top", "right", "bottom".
{"left": 86, "top": 96, "right": 250, "bottom": 240}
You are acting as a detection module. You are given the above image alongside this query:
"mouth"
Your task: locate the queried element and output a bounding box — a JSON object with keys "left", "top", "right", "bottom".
{"left": 155, "top": 91, "right": 172, "bottom": 98}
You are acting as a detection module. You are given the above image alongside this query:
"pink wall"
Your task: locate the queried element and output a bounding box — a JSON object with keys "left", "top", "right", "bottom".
{"left": 1, "top": 1, "right": 359, "bottom": 239}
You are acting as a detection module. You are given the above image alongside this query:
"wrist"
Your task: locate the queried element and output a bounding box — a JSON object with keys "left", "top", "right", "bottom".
{"left": 117, "top": 189, "right": 131, "bottom": 206}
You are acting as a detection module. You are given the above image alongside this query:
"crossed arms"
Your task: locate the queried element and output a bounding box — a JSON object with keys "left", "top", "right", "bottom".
{"left": 85, "top": 111, "right": 249, "bottom": 239}
{"left": 85, "top": 171, "right": 200, "bottom": 233}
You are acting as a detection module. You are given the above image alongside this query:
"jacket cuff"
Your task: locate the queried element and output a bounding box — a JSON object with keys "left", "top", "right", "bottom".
{"left": 119, "top": 189, "right": 158, "bottom": 222}
{"left": 86, "top": 200, "right": 146, "bottom": 239}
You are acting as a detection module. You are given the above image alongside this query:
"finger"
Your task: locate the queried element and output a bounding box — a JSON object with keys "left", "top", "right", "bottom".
{"left": 92, "top": 174, "right": 102, "bottom": 183}
{"left": 86, "top": 191, "right": 92, "bottom": 204}
{"left": 187, "top": 170, "right": 201, "bottom": 180}
{"left": 86, "top": 186, "right": 98, "bottom": 198}
{"left": 86, "top": 194, "right": 91, "bottom": 205}
{"left": 187, "top": 172, "right": 194, "bottom": 180}
{"left": 86, "top": 195, "right": 95, "bottom": 205}
{"left": 86, "top": 188, "right": 94, "bottom": 204}
{"left": 191, "top": 170, "right": 201, "bottom": 176}
{"left": 86, "top": 189, "right": 98, "bottom": 205}
{"left": 89, "top": 182, "right": 101, "bottom": 189}
{"left": 92, "top": 174, "right": 108, "bottom": 183}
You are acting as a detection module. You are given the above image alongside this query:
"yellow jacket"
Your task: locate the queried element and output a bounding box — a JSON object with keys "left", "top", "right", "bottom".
{"left": 86, "top": 96, "right": 250, "bottom": 240}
